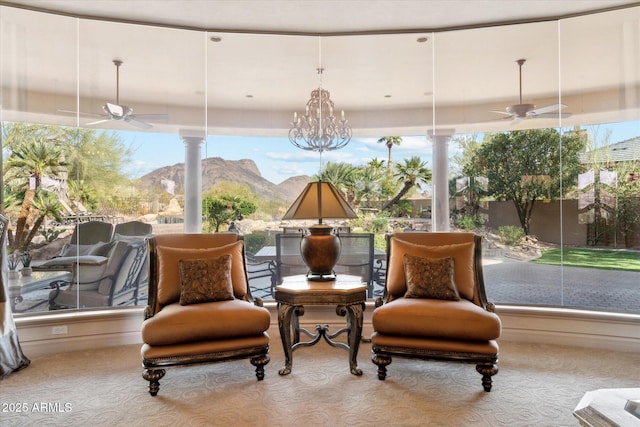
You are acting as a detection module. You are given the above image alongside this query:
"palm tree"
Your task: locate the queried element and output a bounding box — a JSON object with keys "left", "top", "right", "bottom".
{"left": 317, "top": 162, "right": 357, "bottom": 204}
{"left": 22, "top": 190, "right": 64, "bottom": 249}
{"left": 382, "top": 156, "right": 432, "bottom": 212}
{"left": 377, "top": 136, "right": 403, "bottom": 173}
{"left": 6, "top": 137, "right": 66, "bottom": 250}
{"left": 353, "top": 166, "right": 383, "bottom": 208}
{"left": 367, "top": 158, "right": 386, "bottom": 174}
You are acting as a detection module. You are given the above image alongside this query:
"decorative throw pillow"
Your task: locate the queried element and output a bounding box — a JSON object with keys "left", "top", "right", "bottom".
{"left": 403, "top": 254, "right": 460, "bottom": 300}
{"left": 387, "top": 238, "right": 475, "bottom": 300}
{"left": 156, "top": 241, "right": 247, "bottom": 306}
{"left": 179, "top": 255, "right": 235, "bottom": 305}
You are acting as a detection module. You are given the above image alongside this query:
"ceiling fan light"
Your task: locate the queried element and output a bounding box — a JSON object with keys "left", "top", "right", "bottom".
{"left": 105, "top": 102, "right": 125, "bottom": 118}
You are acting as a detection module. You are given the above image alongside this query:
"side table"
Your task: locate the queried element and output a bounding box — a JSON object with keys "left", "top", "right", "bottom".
{"left": 275, "top": 274, "right": 367, "bottom": 376}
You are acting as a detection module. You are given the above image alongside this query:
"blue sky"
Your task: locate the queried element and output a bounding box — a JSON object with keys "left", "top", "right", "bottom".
{"left": 122, "top": 121, "right": 639, "bottom": 185}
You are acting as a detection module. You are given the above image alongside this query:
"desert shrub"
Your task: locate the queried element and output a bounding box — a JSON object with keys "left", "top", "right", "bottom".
{"left": 497, "top": 225, "right": 525, "bottom": 245}
{"left": 244, "top": 233, "right": 267, "bottom": 254}
{"left": 455, "top": 214, "right": 482, "bottom": 231}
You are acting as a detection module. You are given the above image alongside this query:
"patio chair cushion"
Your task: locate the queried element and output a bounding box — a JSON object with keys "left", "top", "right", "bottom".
{"left": 38, "top": 255, "right": 108, "bottom": 268}
{"left": 156, "top": 241, "right": 247, "bottom": 306}
{"left": 59, "top": 240, "right": 114, "bottom": 257}
{"left": 179, "top": 255, "right": 234, "bottom": 305}
{"left": 387, "top": 238, "right": 475, "bottom": 301}
{"left": 403, "top": 254, "right": 460, "bottom": 301}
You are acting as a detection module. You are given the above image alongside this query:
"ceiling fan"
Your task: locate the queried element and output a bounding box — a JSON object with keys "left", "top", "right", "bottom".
{"left": 63, "top": 60, "right": 168, "bottom": 129}
{"left": 490, "top": 59, "right": 571, "bottom": 123}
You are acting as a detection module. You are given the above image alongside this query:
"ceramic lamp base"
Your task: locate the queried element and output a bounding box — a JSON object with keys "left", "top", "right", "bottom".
{"left": 300, "top": 224, "right": 341, "bottom": 281}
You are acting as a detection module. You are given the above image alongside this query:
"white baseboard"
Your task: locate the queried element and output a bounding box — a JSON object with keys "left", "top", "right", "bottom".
{"left": 14, "top": 304, "right": 640, "bottom": 357}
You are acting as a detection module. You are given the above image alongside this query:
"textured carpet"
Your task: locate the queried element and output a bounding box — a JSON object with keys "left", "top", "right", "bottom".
{"left": 0, "top": 340, "right": 637, "bottom": 427}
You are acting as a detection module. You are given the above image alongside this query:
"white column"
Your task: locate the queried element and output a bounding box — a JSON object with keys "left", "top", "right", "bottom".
{"left": 429, "top": 129, "right": 455, "bottom": 232}
{"left": 181, "top": 135, "right": 204, "bottom": 233}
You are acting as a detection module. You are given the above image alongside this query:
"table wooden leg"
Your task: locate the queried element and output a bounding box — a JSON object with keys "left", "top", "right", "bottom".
{"left": 345, "top": 302, "right": 364, "bottom": 375}
{"left": 278, "top": 302, "right": 296, "bottom": 375}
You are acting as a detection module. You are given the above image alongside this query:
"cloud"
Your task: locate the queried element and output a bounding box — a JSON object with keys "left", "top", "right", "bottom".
{"left": 276, "top": 164, "right": 307, "bottom": 176}
{"left": 265, "top": 150, "right": 354, "bottom": 163}
{"left": 125, "top": 159, "right": 157, "bottom": 178}
{"left": 357, "top": 135, "right": 430, "bottom": 151}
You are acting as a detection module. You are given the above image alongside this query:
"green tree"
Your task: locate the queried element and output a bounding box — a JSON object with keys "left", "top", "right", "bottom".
{"left": 367, "top": 158, "right": 386, "bottom": 174}
{"left": 382, "top": 156, "right": 432, "bottom": 212}
{"left": 452, "top": 135, "right": 486, "bottom": 218}
{"left": 472, "top": 128, "right": 587, "bottom": 235}
{"left": 4, "top": 132, "right": 66, "bottom": 250}
{"left": 317, "top": 162, "right": 357, "bottom": 204}
{"left": 377, "top": 136, "right": 402, "bottom": 174}
{"left": 62, "top": 128, "right": 133, "bottom": 207}
{"left": 23, "top": 190, "right": 64, "bottom": 248}
{"left": 352, "top": 164, "right": 384, "bottom": 208}
{"left": 202, "top": 194, "right": 257, "bottom": 232}
{"left": 581, "top": 130, "right": 640, "bottom": 247}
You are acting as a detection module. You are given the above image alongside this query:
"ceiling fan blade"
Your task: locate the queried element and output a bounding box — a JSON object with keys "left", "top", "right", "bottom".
{"left": 85, "top": 118, "right": 111, "bottom": 126}
{"left": 125, "top": 117, "right": 153, "bottom": 129}
{"left": 490, "top": 110, "right": 514, "bottom": 116}
{"left": 527, "top": 103, "right": 567, "bottom": 116}
{"left": 528, "top": 112, "right": 573, "bottom": 119}
{"left": 132, "top": 113, "right": 169, "bottom": 122}
{"left": 58, "top": 109, "right": 106, "bottom": 118}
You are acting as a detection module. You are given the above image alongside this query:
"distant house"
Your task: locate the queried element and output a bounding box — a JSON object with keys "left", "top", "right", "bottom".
{"left": 578, "top": 136, "right": 640, "bottom": 247}
{"left": 579, "top": 136, "right": 640, "bottom": 166}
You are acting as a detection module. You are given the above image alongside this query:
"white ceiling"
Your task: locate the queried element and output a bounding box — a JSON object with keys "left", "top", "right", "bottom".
{"left": 1, "top": 0, "right": 639, "bottom": 136}
{"left": 3, "top": 0, "right": 637, "bottom": 34}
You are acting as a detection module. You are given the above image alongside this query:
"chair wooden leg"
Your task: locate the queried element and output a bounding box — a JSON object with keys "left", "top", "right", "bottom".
{"left": 372, "top": 354, "right": 392, "bottom": 380}
{"left": 476, "top": 363, "right": 498, "bottom": 392}
{"left": 251, "top": 354, "right": 270, "bottom": 381}
{"left": 143, "top": 368, "right": 166, "bottom": 396}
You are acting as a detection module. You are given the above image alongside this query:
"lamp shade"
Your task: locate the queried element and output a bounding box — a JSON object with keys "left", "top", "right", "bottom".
{"left": 282, "top": 181, "right": 357, "bottom": 280}
{"left": 282, "top": 181, "right": 357, "bottom": 222}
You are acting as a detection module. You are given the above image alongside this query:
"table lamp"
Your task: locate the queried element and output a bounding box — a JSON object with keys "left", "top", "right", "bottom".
{"left": 282, "top": 180, "right": 358, "bottom": 281}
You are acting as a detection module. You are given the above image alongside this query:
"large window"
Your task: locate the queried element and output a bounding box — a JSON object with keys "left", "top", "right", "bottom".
{"left": 1, "top": 5, "right": 638, "bottom": 315}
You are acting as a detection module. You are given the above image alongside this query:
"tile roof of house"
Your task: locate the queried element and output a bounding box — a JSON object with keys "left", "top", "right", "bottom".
{"left": 579, "top": 137, "right": 640, "bottom": 164}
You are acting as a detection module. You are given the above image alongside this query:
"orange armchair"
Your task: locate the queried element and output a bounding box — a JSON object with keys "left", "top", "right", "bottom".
{"left": 371, "top": 232, "right": 501, "bottom": 391}
{"left": 141, "top": 233, "right": 270, "bottom": 396}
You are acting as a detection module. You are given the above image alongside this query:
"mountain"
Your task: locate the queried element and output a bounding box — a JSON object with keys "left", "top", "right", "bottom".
{"left": 134, "top": 157, "right": 309, "bottom": 202}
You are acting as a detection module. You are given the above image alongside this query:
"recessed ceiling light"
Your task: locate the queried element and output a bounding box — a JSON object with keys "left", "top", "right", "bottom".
{"left": 246, "top": 94, "right": 253, "bottom": 98}
{"left": 384, "top": 94, "right": 392, "bottom": 98}
{"left": 209, "top": 36, "right": 222, "bottom": 42}
{"left": 416, "top": 36, "right": 429, "bottom": 43}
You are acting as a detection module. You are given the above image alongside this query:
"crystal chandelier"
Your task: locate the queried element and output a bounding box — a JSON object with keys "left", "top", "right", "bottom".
{"left": 289, "top": 68, "right": 351, "bottom": 152}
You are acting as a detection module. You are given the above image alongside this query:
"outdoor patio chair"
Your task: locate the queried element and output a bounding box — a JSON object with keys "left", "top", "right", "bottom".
{"left": 246, "top": 251, "right": 277, "bottom": 300}
{"left": 114, "top": 220, "right": 153, "bottom": 237}
{"left": 48, "top": 238, "right": 148, "bottom": 309}
{"left": 333, "top": 232, "right": 375, "bottom": 297}
{"left": 69, "top": 220, "right": 115, "bottom": 246}
{"left": 371, "top": 232, "right": 501, "bottom": 392}
{"left": 113, "top": 220, "right": 153, "bottom": 295}
{"left": 274, "top": 233, "right": 308, "bottom": 284}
